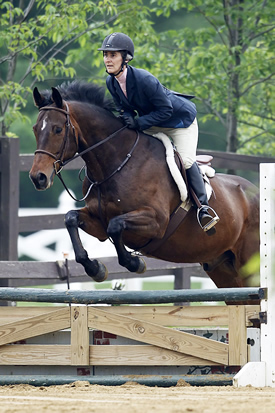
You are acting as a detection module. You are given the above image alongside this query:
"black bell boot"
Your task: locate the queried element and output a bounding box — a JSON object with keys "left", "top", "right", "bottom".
{"left": 186, "top": 162, "right": 219, "bottom": 235}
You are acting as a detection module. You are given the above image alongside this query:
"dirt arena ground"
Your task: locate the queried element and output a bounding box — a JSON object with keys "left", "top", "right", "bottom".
{"left": 0, "top": 381, "right": 275, "bottom": 413}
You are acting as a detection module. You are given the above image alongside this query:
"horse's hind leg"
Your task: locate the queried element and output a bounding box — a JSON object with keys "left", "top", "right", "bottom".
{"left": 65, "top": 209, "right": 108, "bottom": 282}
{"left": 202, "top": 251, "right": 258, "bottom": 305}
{"left": 107, "top": 215, "right": 146, "bottom": 273}
{"left": 107, "top": 208, "right": 165, "bottom": 273}
{"left": 203, "top": 251, "right": 243, "bottom": 288}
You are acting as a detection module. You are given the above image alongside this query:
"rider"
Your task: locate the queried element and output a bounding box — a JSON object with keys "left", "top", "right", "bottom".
{"left": 98, "top": 32, "right": 219, "bottom": 235}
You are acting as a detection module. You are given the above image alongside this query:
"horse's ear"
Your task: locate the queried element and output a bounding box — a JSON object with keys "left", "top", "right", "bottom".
{"left": 51, "top": 87, "right": 63, "bottom": 108}
{"left": 33, "top": 87, "right": 47, "bottom": 108}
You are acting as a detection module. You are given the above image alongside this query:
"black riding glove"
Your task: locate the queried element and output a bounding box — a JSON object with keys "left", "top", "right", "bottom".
{"left": 122, "top": 114, "right": 139, "bottom": 130}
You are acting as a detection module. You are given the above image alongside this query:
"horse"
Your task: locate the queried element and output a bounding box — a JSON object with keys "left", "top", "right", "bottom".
{"left": 30, "top": 81, "right": 260, "bottom": 300}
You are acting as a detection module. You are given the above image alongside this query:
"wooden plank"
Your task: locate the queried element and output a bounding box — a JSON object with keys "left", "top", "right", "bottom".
{"left": 0, "top": 344, "right": 70, "bottom": 365}
{"left": 88, "top": 307, "right": 228, "bottom": 364}
{"left": 0, "top": 305, "right": 260, "bottom": 327}
{"left": 197, "top": 149, "right": 275, "bottom": 172}
{"left": 0, "top": 308, "right": 70, "bottom": 346}
{"left": 228, "top": 306, "right": 247, "bottom": 366}
{"left": 71, "top": 306, "right": 89, "bottom": 365}
{"left": 0, "top": 259, "right": 205, "bottom": 281}
{"left": 89, "top": 345, "right": 221, "bottom": 366}
{"left": 19, "top": 214, "right": 65, "bottom": 232}
{"left": 0, "top": 307, "right": 67, "bottom": 325}
{"left": 19, "top": 154, "right": 84, "bottom": 172}
{"left": 97, "top": 305, "right": 230, "bottom": 327}
{"left": 0, "top": 261, "right": 63, "bottom": 280}
{"left": 0, "top": 343, "right": 221, "bottom": 367}
{"left": 0, "top": 304, "right": 259, "bottom": 327}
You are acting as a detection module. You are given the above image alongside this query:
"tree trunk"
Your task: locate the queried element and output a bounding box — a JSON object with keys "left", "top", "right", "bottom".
{"left": 224, "top": 0, "right": 243, "bottom": 174}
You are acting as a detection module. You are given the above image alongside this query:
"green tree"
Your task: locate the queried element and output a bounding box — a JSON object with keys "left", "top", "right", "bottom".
{"left": 0, "top": 0, "right": 155, "bottom": 137}
{"left": 151, "top": 0, "right": 275, "bottom": 155}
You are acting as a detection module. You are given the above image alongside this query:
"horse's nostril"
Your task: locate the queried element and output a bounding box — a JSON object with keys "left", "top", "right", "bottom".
{"left": 30, "top": 172, "right": 48, "bottom": 190}
{"left": 37, "top": 172, "right": 47, "bottom": 186}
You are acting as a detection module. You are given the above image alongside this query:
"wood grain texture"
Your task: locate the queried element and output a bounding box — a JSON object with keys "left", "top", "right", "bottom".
{"left": 0, "top": 344, "right": 70, "bottom": 365}
{"left": 88, "top": 307, "right": 228, "bottom": 364}
{"left": 228, "top": 306, "right": 247, "bottom": 366}
{"left": 0, "top": 308, "right": 70, "bottom": 346}
{"left": 71, "top": 306, "right": 89, "bottom": 365}
{"left": 89, "top": 345, "right": 221, "bottom": 366}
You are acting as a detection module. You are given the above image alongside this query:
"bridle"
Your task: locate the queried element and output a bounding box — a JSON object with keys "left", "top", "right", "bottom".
{"left": 35, "top": 103, "right": 139, "bottom": 202}
{"left": 35, "top": 103, "right": 77, "bottom": 174}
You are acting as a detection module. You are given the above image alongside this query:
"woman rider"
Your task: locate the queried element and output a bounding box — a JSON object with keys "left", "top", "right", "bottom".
{"left": 98, "top": 32, "right": 219, "bottom": 235}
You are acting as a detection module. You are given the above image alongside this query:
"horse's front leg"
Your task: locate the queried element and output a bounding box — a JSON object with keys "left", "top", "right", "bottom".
{"left": 65, "top": 208, "right": 108, "bottom": 282}
{"left": 107, "top": 207, "right": 167, "bottom": 273}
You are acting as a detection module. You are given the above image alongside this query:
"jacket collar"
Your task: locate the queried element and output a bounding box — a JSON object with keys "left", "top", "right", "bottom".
{"left": 112, "top": 66, "right": 136, "bottom": 110}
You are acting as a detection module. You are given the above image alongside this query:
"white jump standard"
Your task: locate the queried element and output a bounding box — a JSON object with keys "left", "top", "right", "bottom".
{"left": 234, "top": 163, "right": 275, "bottom": 387}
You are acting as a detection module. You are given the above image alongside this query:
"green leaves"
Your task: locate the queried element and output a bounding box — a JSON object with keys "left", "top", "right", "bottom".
{"left": 149, "top": 0, "right": 275, "bottom": 155}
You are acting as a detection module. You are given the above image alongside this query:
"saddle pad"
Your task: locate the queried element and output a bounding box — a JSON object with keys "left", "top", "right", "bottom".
{"left": 152, "top": 132, "right": 214, "bottom": 208}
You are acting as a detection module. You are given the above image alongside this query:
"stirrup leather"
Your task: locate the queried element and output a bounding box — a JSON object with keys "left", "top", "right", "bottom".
{"left": 197, "top": 205, "right": 220, "bottom": 232}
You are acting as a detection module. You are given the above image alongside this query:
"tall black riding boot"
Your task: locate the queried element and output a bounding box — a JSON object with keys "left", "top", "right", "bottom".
{"left": 186, "top": 162, "right": 219, "bottom": 235}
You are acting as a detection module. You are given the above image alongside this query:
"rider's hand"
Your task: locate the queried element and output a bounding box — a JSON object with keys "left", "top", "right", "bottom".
{"left": 122, "top": 114, "right": 139, "bottom": 130}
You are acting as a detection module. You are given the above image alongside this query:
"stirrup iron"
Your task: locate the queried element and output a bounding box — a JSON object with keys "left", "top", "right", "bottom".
{"left": 197, "top": 205, "right": 220, "bottom": 232}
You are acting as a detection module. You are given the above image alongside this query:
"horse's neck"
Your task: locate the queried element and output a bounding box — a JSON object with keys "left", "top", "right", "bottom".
{"left": 78, "top": 117, "right": 130, "bottom": 181}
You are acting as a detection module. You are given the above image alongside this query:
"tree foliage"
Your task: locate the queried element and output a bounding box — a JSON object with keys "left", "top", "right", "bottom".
{"left": 150, "top": 0, "right": 275, "bottom": 154}
{"left": 0, "top": 0, "right": 156, "bottom": 136}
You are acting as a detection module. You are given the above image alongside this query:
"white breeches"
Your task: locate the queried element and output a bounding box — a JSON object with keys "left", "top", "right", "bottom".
{"left": 144, "top": 118, "right": 198, "bottom": 170}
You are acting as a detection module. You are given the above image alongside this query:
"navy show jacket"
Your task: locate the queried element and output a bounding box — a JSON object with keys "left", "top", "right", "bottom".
{"left": 106, "top": 65, "right": 197, "bottom": 131}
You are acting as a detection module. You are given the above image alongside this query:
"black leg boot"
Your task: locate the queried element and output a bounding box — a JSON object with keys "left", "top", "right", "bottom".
{"left": 186, "top": 162, "right": 219, "bottom": 235}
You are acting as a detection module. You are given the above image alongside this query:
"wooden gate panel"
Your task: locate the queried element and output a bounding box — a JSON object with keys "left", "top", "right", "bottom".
{"left": 0, "top": 304, "right": 260, "bottom": 367}
{"left": 88, "top": 307, "right": 228, "bottom": 364}
{"left": 0, "top": 308, "right": 70, "bottom": 346}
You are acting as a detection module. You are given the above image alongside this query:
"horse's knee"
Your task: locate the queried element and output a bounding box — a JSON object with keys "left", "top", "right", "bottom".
{"left": 107, "top": 216, "right": 125, "bottom": 238}
{"left": 65, "top": 210, "right": 79, "bottom": 229}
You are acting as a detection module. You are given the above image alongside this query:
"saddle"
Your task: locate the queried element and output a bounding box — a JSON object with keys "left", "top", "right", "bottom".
{"left": 152, "top": 131, "right": 214, "bottom": 205}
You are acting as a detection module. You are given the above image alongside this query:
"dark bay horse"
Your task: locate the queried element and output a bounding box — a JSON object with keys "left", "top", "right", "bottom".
{"left": 30, "top": 81, "right": 259, "bottom": 294}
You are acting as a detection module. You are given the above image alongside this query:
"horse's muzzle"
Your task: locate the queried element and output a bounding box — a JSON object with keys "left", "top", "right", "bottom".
{"left": 29, "top": 171, "right": 50, "bottom": 190}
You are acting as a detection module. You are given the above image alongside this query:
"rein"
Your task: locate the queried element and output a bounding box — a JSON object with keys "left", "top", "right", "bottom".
{"left": 35, "top": 103, "right": 135, "bottom": 202}
{"left": 58, "top": 130, "right": 139, "bottom": 202}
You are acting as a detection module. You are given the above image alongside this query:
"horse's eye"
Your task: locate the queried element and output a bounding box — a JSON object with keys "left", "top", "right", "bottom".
{"left": 55, "top": 127, "right": 63, "bottom": 134}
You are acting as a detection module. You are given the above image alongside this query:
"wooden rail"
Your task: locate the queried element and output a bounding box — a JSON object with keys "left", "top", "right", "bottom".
{"left": 0, "top": 257, "right": 205, "bottom": 290}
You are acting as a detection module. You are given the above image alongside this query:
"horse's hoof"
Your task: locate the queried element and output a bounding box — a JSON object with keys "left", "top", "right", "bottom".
{"left": 136, "top": 257, "right": 147, "bottom": 274}
{"left": 89, "top": 261, "right": 108, "bottom": 283}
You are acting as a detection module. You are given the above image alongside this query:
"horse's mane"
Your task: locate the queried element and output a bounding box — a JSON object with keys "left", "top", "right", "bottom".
{"left": 41, "top": 80, "right": 115, "bottom": 112}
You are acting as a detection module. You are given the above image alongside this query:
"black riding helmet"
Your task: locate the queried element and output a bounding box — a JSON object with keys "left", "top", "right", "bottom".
{"left": 98, "top": 32, "right": 134, "bottom": 76}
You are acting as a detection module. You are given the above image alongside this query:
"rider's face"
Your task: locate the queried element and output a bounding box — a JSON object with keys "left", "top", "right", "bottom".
{"left": 103, "top": 51, "right": 123, "bottom": 76}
